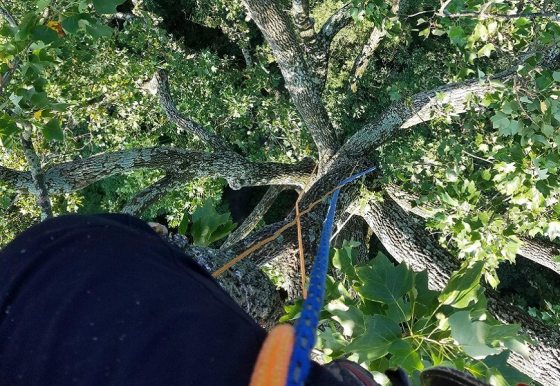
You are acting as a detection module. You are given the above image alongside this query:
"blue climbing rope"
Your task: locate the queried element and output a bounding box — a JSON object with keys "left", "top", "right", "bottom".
{"left": 287, "top": 166, "right": 377, "bottom": 386}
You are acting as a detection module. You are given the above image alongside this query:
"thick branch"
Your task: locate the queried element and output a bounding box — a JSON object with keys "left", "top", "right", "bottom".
{"left": 314, "top": 3, "right": 353, "bottom": 89}
{"left": 151, "top": 70, "right": 231, "bottom": 152}
{"left": 340, "top": 48, "right": 560, "bottom": 158}
{"left": 354, "top": 195, "right": 560, "bottom": 385}
{"left": 1, "top": 148, "right": 315, "bottom": 193}
{"left": 319, "top": 3, "right": 353, "bottom": 48}
{"left": 340, "top": 78, "right": 498, "bottom": 157}
{"left": 221, "top": 185, "right": 285, "bottom": 250}
{"left": 121, "top": 173, "right": 186, "bottom": 215}
{"left": 20, "top": 130, "right": 52, "bottom": 220}
{"left": 348, "top": 27, "right": 387, "bottom": 92}
{"left": 0, "top": 165, "right": 32, "bottom": 190}
{"left": 385, "top": 184, "right": 560, "bottom": 275}
{"left": 168, "top": 234, "right": 283, "bottom": 329}
{"left": 243, "top": 0, "right": 339, "bottom": 162}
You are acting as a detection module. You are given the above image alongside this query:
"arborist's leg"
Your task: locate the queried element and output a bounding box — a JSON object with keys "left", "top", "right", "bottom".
{"left": 0, "top": 214, "right": 345, "bottom": 386}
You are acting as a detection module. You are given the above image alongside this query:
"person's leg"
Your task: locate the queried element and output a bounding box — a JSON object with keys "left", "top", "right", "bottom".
{"left": 0, "top": 214, "right": 345, "bottom": 386}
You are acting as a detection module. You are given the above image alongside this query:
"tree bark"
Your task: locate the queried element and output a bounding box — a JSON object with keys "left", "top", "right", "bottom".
{"left": 0, "top": 148, "right": 315, "bottom": 194}
{"left": 243, "top": 0, "right": 339, "bottom": 162}
{"left": 168, "top": 234, "right": 283, "bottom": 330}
{"left": 354, "top": 195, "right": 560, "bottom": 385}
{"left": 20, "top": 129, "right": 52, "bottom": 220}
{"left": 221, "top": 185, "right": 285, "bottom": 250}
{"left": 385, "top": 184, "right": 560, "bottom": 275}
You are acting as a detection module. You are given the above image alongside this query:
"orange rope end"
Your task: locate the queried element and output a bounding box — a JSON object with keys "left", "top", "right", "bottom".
{"left": 249, "top": 324, "right": 295, "bottom": 386}
{"left": 295, "top": 195, "right": 307, "bottom": 299}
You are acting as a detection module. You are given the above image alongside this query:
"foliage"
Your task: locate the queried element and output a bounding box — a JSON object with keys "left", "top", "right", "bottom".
{"left": 285, "top": 241, "right": 531, "bottom": 386}
{"left": 178, "top": 198, "right": 236, "bottom": 247}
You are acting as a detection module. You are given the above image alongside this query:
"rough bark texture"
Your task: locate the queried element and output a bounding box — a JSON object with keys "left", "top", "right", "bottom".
{"left": 355, "top": 195, "right": 560, "bottom": 385}
{"left": 1, "top": 148, "right": 315, "bottom": 194}
{"left": 221, "top": 185, "right": 285, "bottom": 250}
{"left": 121, "top": 173, "right": 185, "bottom": 215}
{"left": 244, "top": 0, "right": 339, "bottom": 161}
{"left": 20, "top": 130, "right": 52, "bottom": 220}
{"left": 348, "top": 0, "right": 402, "bottom": 92}
{"left": 152, "top": 70, "right": 231, "bottom": 151}
{"left": 386, "top": 184, "right": 560, "bottom": 275}
{"left": 168, "top": 234, "right": 283, "bottom": 330}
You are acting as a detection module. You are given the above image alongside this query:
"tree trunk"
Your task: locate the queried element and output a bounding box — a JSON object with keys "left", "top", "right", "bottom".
{"left": 168, "top": 234, "right": 284, "bottom": 330}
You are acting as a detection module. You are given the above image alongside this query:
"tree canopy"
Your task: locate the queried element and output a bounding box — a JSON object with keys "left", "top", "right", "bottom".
{"left": 0, "top": 0, "right": 559, "bottom": 385}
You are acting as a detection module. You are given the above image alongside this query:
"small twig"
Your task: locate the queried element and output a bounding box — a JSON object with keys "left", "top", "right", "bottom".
{"left": 462, "top": 150, "right": 494, "bottom": 164}
{"left": 443, "top": 11, "right": 560, "bottom": 20}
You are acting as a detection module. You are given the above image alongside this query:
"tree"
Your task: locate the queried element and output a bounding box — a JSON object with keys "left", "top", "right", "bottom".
{"left": 0, "top": 0, "right": 559, "bottom": 384}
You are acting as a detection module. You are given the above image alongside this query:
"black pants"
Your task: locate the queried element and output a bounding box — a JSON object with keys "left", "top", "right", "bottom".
{"left": 0, "top": 214, "right": 340, "bottom": 386}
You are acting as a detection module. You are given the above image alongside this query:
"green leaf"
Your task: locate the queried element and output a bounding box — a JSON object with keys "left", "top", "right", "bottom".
{"left": 477, "top": 43, "right": 495, "bottom": 58}
{"left": 490, "top": 112, "right": 510, "bottom": 130}
{"left": 0, "top": 114, "right": 18, "bottom": 147}
{"left": 42, "top": 118, "right": 63, "bottom": 141}
{"left": 471, "top": 23, "right": 488, "bottom": 42}
{"left": 326, "top": 299, "right": 365, "bottom": 337}
{"left": 31, "top": 25, "right": 59, "bottom": 45}
{"left": 36, "top": 0, "right": 51, "bottom": 11}
{"left": 191, "top": 199, "right": 236, "bottom": 246}
{"left": 413, "top": 270, "right": 439, "bottom": 315}
{"left": 332, "top": 239, "right": 359, "bottom": 280}
{"left": 92, "top": 0, "right": 127, "bottom": 14}
{"left": 483, "top": 352, "right": 531, "bottom": 386}
{"left": 178, "top": 211, "right": 189, "bottom": 235}
{"left": 86, "top": 22, "right": 114, "bottom": 38}
{"left": 448, "top": 311, "right": 501, "bottom": 359}
{"left": 62, "top": 15, "right": 83, "bottom": 34}
{"left": 439, "top": 261, "right": 485, "bottom": 308}
{"left": 388, "top": 340, "right": 423, "bottom": 373}
{"left": 386, "top": 298, "right": 412, "bottom": 323}
{"left": 448, "top": 26, "right": 466, "bottom": 46}
{"left": 356, "top": 253, "right": 413, "bottom": 304}
{"left": 541, "top": 124, "right": 555, "bottom": 138}
{"left": 345, "top": 315, "right": 401, "bottom": 360}
{"left": 536, "top": 72, "right": 554, "bottom": 91}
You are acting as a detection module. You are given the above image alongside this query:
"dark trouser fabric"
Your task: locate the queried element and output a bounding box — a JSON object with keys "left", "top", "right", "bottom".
{"left": 0, "top": 214, "right": 341, "bottom": 386}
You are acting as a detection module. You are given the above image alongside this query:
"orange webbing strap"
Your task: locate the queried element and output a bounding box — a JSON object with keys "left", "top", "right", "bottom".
{"left": 249, "top": 324, "right": 295, "bottom": 386}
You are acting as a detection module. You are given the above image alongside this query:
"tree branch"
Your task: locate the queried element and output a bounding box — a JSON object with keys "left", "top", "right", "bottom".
{"left": 121, "top": 173, "right": 186, "bottom": 215}
{"left": 149, "top": 70, "right": 231, "bottom": 152}
{"left": 221, "top": 185, "right": 285, "bottom": 250}
{"left": 168, "top": 234, "right": 283, "bottom": 329}
{"left": 443, "top": 11, "right": 560, "bottom": 21}
{"left": 353, "top": 195, "right": 560, "bottom": 385}
{"left": 0, "top": 4, "right": 17, "bottom": 27}
{"left": 385, "top": 184, "right": 560, "bottom": 275}
{"left": 348, "top": 0, "right": 402, "bottom": 93}
{"left": 20, "top": 129, "right": 52, "bottom": 220}
{"left": 243, "top": 0, "right": 339, "bottom": 162}
{"left": 318, "top": 3, "right": 353, "bottom": 48}
{"left": 339, "top": 46, "right": 560, "bottom": 158}
{"left": 340, "top": 77, "right": 498, "bottom": 157}
{"left": 0, "top": 4, "right": 21, "bottom": 96}
{"left": 1, "top": 148, "right": 315, "bottom": 194}
{"left": 314, "top": 3, "right": 353, "bottom": 90}
{"left": 291, "top": 0, "right": 326, "bottom": 86}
